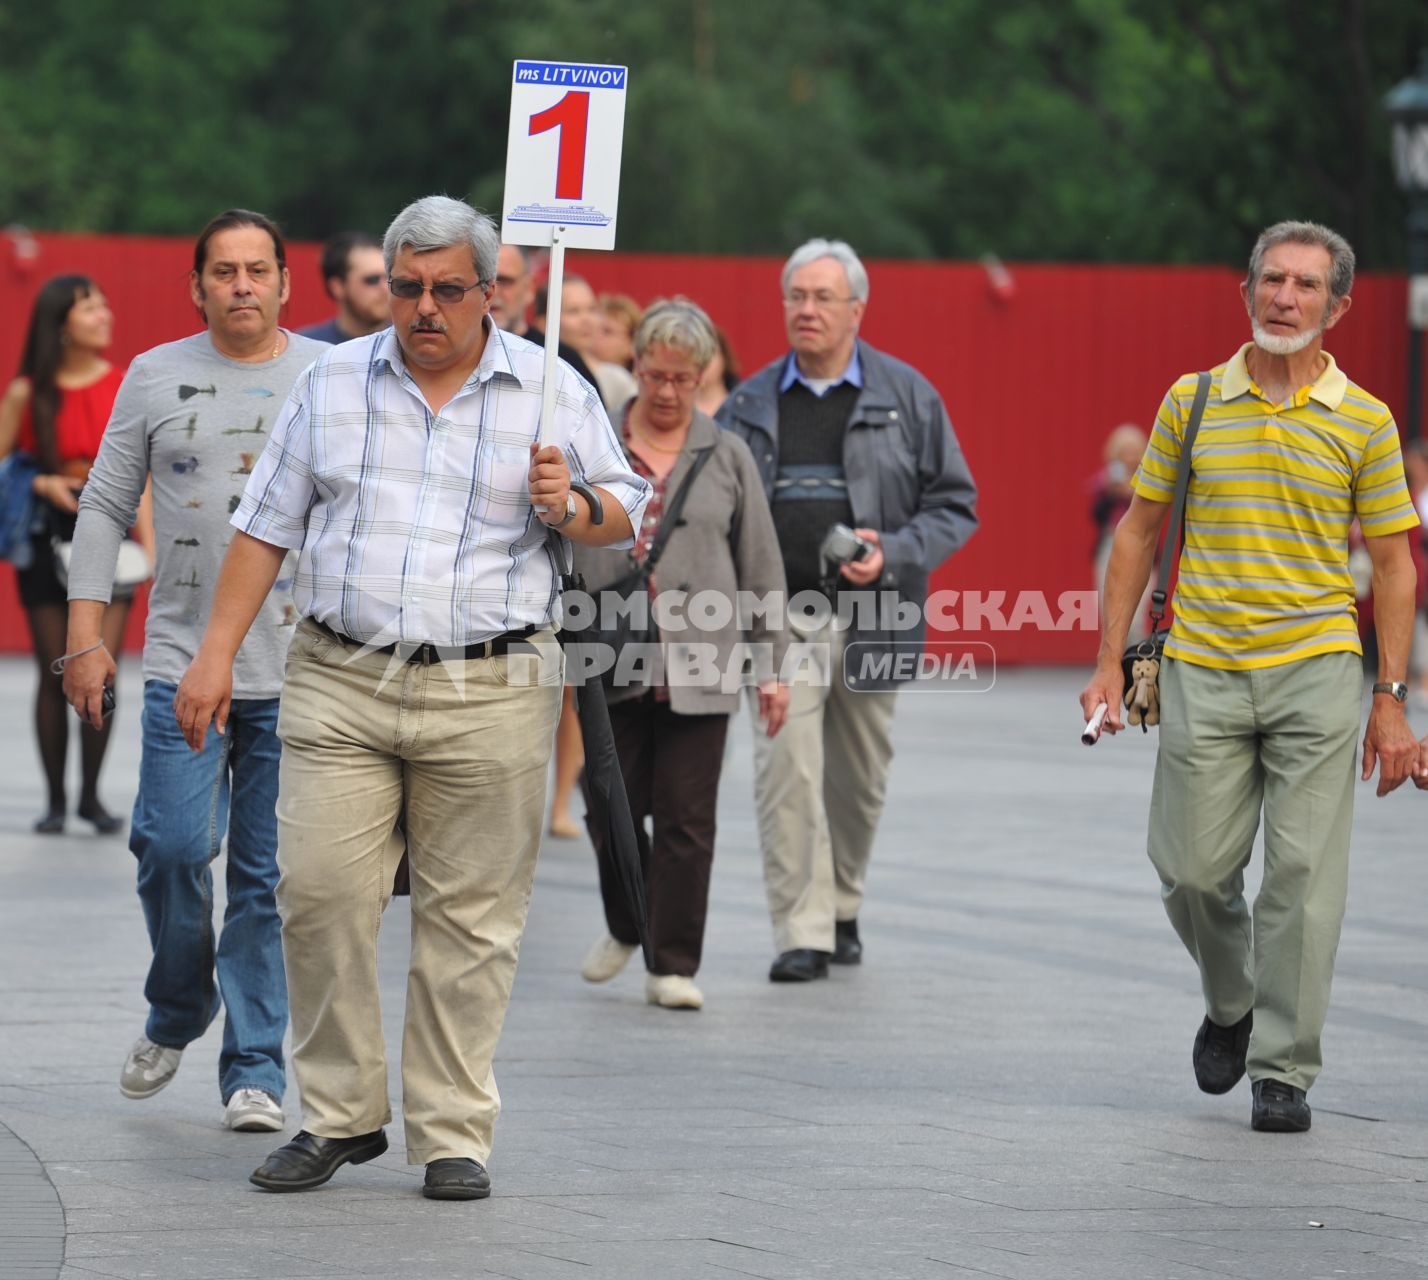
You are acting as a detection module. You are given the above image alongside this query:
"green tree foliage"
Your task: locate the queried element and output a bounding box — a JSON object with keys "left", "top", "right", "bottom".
{"left": 1, "top": 0, "right": 1424, "bottom": 267}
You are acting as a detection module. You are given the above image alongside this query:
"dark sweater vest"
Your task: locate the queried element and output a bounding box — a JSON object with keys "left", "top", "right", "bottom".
{"left": 772, "top": 382, "right": 858, "bottom": 599}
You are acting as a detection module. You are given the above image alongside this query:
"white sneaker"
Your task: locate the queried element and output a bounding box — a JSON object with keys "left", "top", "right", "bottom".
{"left": 646, "top": 974, "right": 704, "bottom": 1010}
{"left": 224, "top": 1088, "right": 284, "bottom": 1133}
{"left": 119, "top": 1036, "right": 183, "bottom": 1099}
{"left": 581, "top": 934, "right": 638, "bottom": 983}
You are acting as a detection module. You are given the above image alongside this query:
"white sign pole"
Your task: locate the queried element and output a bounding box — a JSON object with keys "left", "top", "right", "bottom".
{"left": 537, "top": 226, "right": 566, "bottom": 449}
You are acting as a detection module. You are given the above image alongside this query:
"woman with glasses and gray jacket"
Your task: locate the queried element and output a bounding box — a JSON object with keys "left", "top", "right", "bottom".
{"left": 574, "top": 299, "right": 790, "bottom": 1010}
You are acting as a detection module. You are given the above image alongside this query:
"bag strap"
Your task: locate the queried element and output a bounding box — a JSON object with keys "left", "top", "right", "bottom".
{"left": 641, "top": 445, "right": 714, "bottom": 571}
{"left": 1149, "top": 371, "right": 1210, "bottom": 630}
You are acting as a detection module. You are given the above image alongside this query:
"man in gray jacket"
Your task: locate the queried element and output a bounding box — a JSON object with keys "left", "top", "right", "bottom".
{"left": 60, "top": 210, "right": 325, "bottom": 1130}
{"left": 717, "top": 238, "right": 978, "bottom": 982}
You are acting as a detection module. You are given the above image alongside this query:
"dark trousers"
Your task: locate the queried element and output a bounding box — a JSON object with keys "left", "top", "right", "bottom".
{"left": 583, "top": 694, "right": 729, "bottom": 977}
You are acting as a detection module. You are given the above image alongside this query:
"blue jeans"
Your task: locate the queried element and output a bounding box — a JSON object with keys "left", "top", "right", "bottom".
{"left": 130, "top": 680, "right": 287, "bottom": 1103}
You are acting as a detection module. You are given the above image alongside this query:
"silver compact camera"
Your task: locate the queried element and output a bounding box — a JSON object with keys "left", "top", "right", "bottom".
{"left": 820, "top": 522, "right": 875, "bottom": 567}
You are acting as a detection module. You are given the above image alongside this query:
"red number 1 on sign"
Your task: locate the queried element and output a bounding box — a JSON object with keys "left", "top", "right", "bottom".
{"left": 529, "top": 91, "right": 590, "bottom": 201}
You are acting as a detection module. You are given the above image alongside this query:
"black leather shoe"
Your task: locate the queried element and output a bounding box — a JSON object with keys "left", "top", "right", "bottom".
{"left": 1251, "top": 1079, "right": 1311, "bottom": 1132}
{"left": 33, "top": 810, "right": 64, "bottom": 835}
{"left": 1192, "top": 1010, "right": 1252, "bottom": 1094}
{"left": 832, "top": 919, "right": 862, "bottom": 965}
{"left": 768, "top": 949, "right": 830, "bottom": 982}
{"left": 423, "top": 1157, "right": 491, "bottom": 1201}
{"left": 249, "top": 1129, "right": 388, "bottom": 1192}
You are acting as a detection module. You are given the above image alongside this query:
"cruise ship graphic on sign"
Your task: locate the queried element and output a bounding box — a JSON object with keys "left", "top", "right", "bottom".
{"left": 508, "top": 203, "right": 612, "bottom": 227}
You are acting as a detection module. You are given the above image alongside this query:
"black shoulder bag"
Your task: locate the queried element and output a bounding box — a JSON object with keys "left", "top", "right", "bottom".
{"left": 1120, "top": 371, "right": 1210, "bottom": 727}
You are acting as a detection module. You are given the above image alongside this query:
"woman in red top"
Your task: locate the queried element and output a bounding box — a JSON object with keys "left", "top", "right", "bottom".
{"left": 0, "top": 275, "right": 151, "bottom": 834}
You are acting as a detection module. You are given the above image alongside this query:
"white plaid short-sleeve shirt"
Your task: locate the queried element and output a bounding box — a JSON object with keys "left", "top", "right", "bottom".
{"left": 233, "top": 323, "right": 650, "bottom": 646}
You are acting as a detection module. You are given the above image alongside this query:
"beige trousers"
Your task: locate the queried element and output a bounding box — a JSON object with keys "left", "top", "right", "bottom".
{"left": 750, "top": 622, "right": 897, "bottom": 953}
{"left": 275, "top": 621, "right": 562, "bottom": 1164}
{"left": 1149, "top": 652, "right": 1360, "bottom": 1093}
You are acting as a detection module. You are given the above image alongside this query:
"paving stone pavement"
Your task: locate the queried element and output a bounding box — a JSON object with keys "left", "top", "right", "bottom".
{"left": 0, "top": 657, "right": 1424, "bottom": 1280}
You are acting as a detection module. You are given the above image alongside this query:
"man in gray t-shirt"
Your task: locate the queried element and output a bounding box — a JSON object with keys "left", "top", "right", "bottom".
{"left": 62, "top": 209, "right": 323, "bottom": 1135}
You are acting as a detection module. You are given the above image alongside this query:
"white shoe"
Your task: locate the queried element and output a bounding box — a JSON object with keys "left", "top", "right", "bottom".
{"left": 646, "top": 974, "right": 704, "bottom": 1010}
{"left": 119, "top": 1036, "right": 183, "bottom": 1099}
{"left": 224, "top": 1088, "right": 284, "bottom": 1133}
{"left": 581, "top": 934, "right": 638, "bottom": 983}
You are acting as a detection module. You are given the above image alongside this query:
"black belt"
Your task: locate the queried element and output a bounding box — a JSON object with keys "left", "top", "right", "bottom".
{"left": 311, "top": 618, "right": 540, "bottom": 665}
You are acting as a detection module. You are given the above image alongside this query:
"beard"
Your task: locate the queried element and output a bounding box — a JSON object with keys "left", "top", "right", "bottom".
{"left": 1250, "top": 318, "right": 1321, "bottom": 356}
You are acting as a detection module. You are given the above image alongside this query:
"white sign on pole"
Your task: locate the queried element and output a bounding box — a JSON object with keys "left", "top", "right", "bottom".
{"left": 502, "top": 60, "right": 628, "bottom": 252}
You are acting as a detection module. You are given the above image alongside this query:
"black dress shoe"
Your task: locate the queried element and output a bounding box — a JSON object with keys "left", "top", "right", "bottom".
{"left": 1192, "top": 1010, "right": 1252, "bottom": 1094}
{"left": 33, "top": 810, "right": 64, "bottom": 835}
{"left": 1251, "top": 1079, "right": 1311, "bottom": 1132}
{"left": 249, "top": 1129, "right": 388, "bottom": 1192}
{"left": 768, "top": 949, "right": 830, "bottom": 982}
{"left": 423, "top": 1157, "right": 491, "bottom": 1201}
{"left": 832, "top": 919, "right": 862, "bottom": 965}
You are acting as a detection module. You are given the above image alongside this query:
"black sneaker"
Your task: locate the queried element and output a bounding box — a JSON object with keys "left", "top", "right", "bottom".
{"left": 1251, "top": 1079, "right": 1311, "bottom": 1132}
{"left": 1192, "top": 1010, "right": 1252, "bottom": 1094}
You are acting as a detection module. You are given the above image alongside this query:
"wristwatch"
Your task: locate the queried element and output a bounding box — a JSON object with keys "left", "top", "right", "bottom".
{"left": 1372, "top": 681, "right": 1409, "bottom": 703}
{"left": 548, "top": 492, "right": 578, "bottom": 530}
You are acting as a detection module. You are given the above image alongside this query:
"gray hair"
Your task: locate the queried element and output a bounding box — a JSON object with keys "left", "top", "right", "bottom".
{"left": 382, "top": 195, "right": 500, "bottom": 285}
{"left": 781, "top": 238, "right": 869, "bottom": 302}
{"left": 634, "top": 298, "right": 717, "bottom": 368}
{"left": 1246, "top": 220, "right": 1355, "bottom": 309}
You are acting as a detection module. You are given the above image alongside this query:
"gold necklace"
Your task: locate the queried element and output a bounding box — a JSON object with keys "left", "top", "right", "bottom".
{"left": 271, "top": 332, "right": 283, "bottom": 360}
{"left": 632, "top": 421, "right": 686, "bottom": 455}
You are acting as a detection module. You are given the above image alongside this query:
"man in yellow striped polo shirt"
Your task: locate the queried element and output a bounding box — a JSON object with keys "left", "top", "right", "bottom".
{"left": 1081, "top": 220, "right": 1423, "bottom": 1134}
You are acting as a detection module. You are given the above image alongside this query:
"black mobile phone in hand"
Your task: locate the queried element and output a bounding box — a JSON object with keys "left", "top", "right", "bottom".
{"left": 101, "top": 686, "right": 116, "bottom": 720}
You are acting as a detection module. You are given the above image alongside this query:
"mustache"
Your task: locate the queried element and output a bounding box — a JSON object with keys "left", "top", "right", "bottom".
{"left": 409, "top": 319, "right": 447, "bottom": 333}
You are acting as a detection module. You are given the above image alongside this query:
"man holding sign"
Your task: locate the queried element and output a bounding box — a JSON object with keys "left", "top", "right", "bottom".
{"left": 173, "top": 195, "right": 648, "bottom": 1199}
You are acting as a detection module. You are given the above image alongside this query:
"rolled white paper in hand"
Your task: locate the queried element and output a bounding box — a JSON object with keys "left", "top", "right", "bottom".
{"left": 1081, "top": 702, "right": 1109, "bottom": 746}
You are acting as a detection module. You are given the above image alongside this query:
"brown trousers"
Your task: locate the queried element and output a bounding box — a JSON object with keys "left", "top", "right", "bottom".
{"left": 583, "top": 693, "right": 729, "bottom": 977}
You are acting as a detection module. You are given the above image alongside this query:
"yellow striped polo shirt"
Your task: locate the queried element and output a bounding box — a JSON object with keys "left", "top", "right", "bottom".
{"left": 1132, "top": 342, "right": 1420, "bottom": 671}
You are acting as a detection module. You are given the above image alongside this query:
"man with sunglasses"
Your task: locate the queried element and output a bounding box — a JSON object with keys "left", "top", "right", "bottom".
{"left": 299, "top": 231, "right": 391, "bottom": 345}
{"left": 718, "top": 238, "right": 978, "bottom": 984}
{"left": 174, "top": 195, "right": 649, "bottom": 1201}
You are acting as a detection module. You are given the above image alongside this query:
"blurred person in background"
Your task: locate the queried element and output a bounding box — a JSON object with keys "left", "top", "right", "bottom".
{"left": 555, "top": 274, "right": 637, "bottom": 416}
{"left": 0, "top": 275, "right": 152, "bottom": 834}
{"left": 299, "top": 231, "right": 390, "bottom": 345}
{"left": 1089, "top": 424, "right": 1150, "bottom": 640}
{"left": 61, "top": 210, "right": 326, "bottom": 1135}
{"left": 576, "top": 299, "right": 789, "bottom": 1011}
{"left": 489, "top": 243, "right": 536, "bottom": 337}
{"left": 594, "top": 293, "right": 641, "bottom": 371}
{"left": 695, "top": 324, "right": 740, "bottom": 419}
{"left": 719, "top": 238, "right": 978, "bottom": 985}
{"left": 1404, "top": 441, "right": 1428, "bottom": 705}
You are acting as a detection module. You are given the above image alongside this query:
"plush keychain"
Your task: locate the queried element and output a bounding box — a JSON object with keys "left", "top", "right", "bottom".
{"left": 1125, "top": 656, "right": 1160, "bottom": 731}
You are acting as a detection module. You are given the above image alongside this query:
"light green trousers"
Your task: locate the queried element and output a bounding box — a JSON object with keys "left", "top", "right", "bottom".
{"left": 1148, "top": 651, "right": 1361, "bottom": 1093}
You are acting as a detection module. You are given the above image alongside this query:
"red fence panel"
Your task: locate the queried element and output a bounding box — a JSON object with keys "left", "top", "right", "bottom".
{"left": 0, "top": 231, "right": 1417, "bottom": 665}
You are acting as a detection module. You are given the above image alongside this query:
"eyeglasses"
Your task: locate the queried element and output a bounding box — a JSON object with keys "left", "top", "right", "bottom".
{"left": 637, "top": 368, "right": 700, "bottom": 391}
{"left": 783, "top": 290, "right": 858, "bottom": 310}
{"left": 358, "top": 273, "right": 385, "bottom": 287}
{"left": 388, "top": 277, "right": 484, "bottom": 304}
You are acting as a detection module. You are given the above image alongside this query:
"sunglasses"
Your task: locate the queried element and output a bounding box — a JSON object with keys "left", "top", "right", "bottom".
{"left": 387, "top": 277, "right": 484, "bottom": 304}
